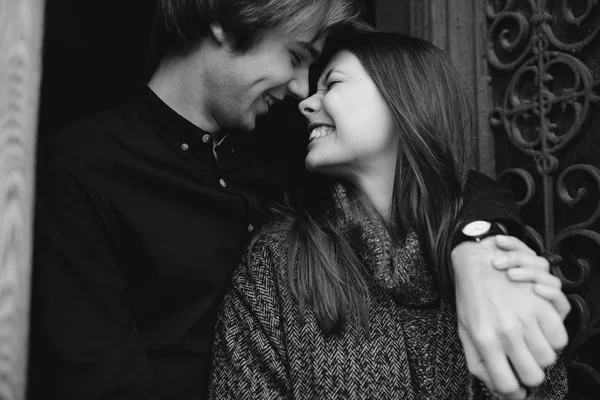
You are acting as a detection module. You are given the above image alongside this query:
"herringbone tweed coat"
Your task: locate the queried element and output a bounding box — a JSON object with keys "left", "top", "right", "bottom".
{"left": 209, "top": 186, "right": 567, "bottom": 399}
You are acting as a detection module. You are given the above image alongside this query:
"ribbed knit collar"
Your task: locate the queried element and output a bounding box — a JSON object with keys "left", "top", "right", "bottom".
{"left": 332, "top": 183, "right": 439, "bottom": 307}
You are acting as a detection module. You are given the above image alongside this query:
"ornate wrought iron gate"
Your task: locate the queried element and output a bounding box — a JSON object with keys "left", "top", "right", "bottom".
{"left": 486, "top": 1, "right": 600, "bottom": 398}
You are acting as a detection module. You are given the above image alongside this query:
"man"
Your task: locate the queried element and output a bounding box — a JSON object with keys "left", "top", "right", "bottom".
{"left": 29, "top": 1, "right": 568, "bottom": 399}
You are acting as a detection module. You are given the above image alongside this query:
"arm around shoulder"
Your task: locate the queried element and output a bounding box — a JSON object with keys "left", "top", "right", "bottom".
{"left": 459, "top": 170, "right": 524, "bottom": 239}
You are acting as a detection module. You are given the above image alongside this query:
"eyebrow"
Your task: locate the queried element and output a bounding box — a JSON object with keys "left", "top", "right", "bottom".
{"left": 296, "top": 40, "right": 321, "bottom": 61}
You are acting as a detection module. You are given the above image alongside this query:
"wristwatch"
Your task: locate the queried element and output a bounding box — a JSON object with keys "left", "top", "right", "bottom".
{"left": 454, "top": 220, "right": 508, "bottom": 246}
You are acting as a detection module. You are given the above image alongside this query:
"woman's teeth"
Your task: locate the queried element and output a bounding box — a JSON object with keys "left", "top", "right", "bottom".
{"left": 309, "top": 126, "right": 335, "bottom": 141}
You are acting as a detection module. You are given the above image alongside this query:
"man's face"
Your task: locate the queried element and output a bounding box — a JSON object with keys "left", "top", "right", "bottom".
{"left": 207, "top": 26, "right": 325, "bottom": 132}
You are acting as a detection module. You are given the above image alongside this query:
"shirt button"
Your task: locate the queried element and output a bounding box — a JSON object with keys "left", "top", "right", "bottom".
{"left": 202, "top": 134, "right": 212, "bottom": 144}
{"left": 219, "top": 178, "right": 227, "bottom": 188}
{"left": 247, "top": 224, "right": 254, "bottom": 233}
{"left": 181, "top": 143, "right": 189, "bottom": 151}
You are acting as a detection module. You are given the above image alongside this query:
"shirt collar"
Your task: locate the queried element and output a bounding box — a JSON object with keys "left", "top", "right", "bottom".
{"left": 135, "top": 84, "right": 276, "bottom": 168}
{"left": 136, "top": 84, "right": 231, "bottom": 157}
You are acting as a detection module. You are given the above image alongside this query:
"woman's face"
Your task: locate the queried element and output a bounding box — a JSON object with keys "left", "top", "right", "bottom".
{"left": 298, "top": 50, "right": 398, "bottom": 181}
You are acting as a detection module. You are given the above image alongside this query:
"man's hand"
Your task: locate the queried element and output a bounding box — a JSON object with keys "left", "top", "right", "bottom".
{"left": 452, "top": 235, "right": 568, "bottom": 400}
{"left": 493, "top": 236, "right": 570, "bottom": 321}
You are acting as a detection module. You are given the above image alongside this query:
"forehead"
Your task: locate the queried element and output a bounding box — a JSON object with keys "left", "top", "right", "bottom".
{"left": 320, "top": 50, "right": 364, "bottom": 79}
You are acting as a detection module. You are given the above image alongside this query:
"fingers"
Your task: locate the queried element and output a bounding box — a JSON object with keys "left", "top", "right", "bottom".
{"left": 523, "top": 324, "right": 558, "bottom": 368}
{"left": 493, "top": 251, "right": 550, "bottom": 272}
{"left": 507, "top": 268, "right": 571, "bottom": 320}
{"left": 482, "top": 352, "right": 527, "bottom": 399}
{"left": 507, "top": 268, "right": 561, "bottom": 288}
{"left": 494, "top": 235, "right": 536, "bottom": 255}
{"left": 461, "top": 332, "right": 527, "bottom": 400}
{"left": 534, "top": 284, "right": 572, "bottom": 321}
{"left": 475, "top": 335, "right": 527, "bottom": 399}
{"left": 500, "top": 328, "right": 546, "bottom": 388}
{"left": 537, "top": 306, "right": 569, "bottom": 350}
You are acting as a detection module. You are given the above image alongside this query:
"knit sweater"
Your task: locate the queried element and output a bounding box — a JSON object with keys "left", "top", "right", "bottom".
{"left": 209, "top": 185, "right": 567, "bottom": 399}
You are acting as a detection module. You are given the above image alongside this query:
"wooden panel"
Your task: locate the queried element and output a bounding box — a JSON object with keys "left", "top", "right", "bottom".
{"left": 407, "top": 0, "right": 496, "bottom": 177}
{"left": 0, "top": 0, "right": 45, "bottom": 398}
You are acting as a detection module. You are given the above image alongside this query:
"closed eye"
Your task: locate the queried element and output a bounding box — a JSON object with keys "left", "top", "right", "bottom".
{"left": 291, "top": 51, "right": 305, "bottom": 67}
{"left": 326, "top": 80, "right": 340, "bottom": 90}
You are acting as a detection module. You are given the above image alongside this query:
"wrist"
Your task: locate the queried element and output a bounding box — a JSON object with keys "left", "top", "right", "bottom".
{"left": 451, "top": 236, "right": 498, "bottom": 273}
{"left": 451, "top": 220, "right": 508, "bottom": 250}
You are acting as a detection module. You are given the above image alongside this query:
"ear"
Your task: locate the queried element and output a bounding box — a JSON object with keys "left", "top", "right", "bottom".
{"left": 210, "top": 23, "right": 228, "bottom": 46}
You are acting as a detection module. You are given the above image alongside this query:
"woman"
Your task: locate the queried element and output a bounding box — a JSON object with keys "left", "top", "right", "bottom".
{"left": 209, "top": 32, "right": 568, "bottom": 399}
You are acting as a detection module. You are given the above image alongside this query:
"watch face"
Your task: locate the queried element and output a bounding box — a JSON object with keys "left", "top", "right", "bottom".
{"left": 462, "top": 220, "right": 492, "bottom": 237}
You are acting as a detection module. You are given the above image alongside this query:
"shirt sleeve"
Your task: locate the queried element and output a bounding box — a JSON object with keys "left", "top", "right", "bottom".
{"left": 459, "top": 170, "right": 525, "bottom": 239}
{"left": 209, "top": 237, "right": 291, "bottom": 400}
{"left": 29, "top": 140, "right": 158, "bottom": 400}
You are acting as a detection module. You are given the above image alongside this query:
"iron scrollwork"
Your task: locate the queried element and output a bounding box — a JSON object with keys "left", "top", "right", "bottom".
{"left": 488, "top": 0, "right": 600, "bottom": 396}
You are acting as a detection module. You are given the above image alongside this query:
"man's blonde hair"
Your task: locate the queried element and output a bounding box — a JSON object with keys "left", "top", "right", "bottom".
{"left": 151, "top": 0, "right": 365, "bottom": 58}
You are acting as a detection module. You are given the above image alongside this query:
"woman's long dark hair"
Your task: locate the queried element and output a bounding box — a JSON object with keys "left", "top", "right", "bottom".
{"left": 255, "top": 31, "right": 475, "bottom": 336}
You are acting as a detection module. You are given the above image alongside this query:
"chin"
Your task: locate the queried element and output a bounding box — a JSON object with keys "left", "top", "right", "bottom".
{"left": 304, "top": 155, "right": 320, "bottom": 172}
{"left": 235, "top": 117, "right": 256, "bottom": 132}
{"left": 219, "top": 114, "right": 255, "bottom": 132}
{"left": 245, "top": 113, "right": 259, "bottom": 130}
{"left": 305, "top": 158, "right": 333, "bottom": 176}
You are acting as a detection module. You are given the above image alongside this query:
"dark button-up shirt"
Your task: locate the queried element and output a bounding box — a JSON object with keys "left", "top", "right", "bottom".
{"left": 28, "top": 86, "right": 521, "bottom": 400}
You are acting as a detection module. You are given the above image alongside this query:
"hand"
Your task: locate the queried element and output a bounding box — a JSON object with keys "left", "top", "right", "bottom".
{"left": 452, "top": 236, "right": 568, "bottom": 400}
{"left": 492, "top": 235, "right": 571, "bottom": 321}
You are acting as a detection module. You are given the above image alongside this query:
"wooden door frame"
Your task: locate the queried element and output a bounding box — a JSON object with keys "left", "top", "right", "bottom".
{"left": 375, "top": 0, "right": 495, "bottom": 177}
{"left": 0, "top": 0, "right": 45, "bottom": 398}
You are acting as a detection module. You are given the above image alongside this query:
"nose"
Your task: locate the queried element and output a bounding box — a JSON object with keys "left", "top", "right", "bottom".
{"left": 298, "top": 92, "right": 321, "bottom": 117}
{"left": 287, "top": 66, "right": 310, "bottom": 100}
